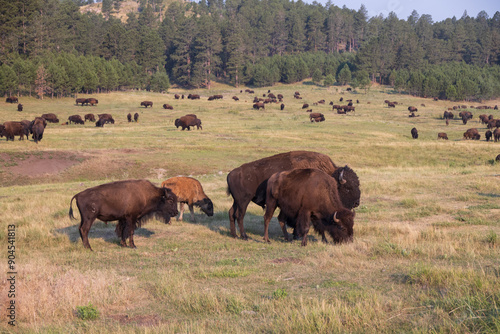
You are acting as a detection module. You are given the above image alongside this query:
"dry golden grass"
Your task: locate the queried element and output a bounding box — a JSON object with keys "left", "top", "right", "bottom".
{"left": 0, "top": 83, "right": 499, "bottom": 332}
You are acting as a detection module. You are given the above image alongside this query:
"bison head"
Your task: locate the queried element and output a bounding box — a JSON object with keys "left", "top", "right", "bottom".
{"left": 328, "top": 209, "right": 354, "bottom": 243}
{"left": 196, "top": 198, "right": 214, "bottom": 217}
{"left": 157, "top": 187, "right": 179, "bottom": 224}
{"left": 332, "top": 165, "right": 361, "bottom": 209}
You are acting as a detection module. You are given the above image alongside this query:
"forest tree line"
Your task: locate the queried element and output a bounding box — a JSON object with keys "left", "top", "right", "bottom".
{"left": 1, "top": 0, "right": 500, "bottom": 101}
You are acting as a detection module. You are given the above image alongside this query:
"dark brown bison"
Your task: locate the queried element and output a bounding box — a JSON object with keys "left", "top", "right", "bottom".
{"left": 444, "top": 111, "right": 454, "bottom": 120}
{"left": 253, "top": 102, "right": 265, "bottom": 110}
{"left": 494, "top": 128, "right": 500, "bottom": 142}
{"left": 346, "top": 88, "right": 352, "bottom": 92}
{"left": 84, "top": 114, "right": 96, "bottom": 122}
{"left": 163, "top": 104, "right": 173, "bottom": 110}
{"left": 263, "top": 169, "right": 355, "bottom": 246}
{"left": 438, "top": 132, "right": 448, "bottom": 140}
{"left": 408, "top": 106, "right": 418, "bottom": 113}
{"left": 134, "top": 113, "right": 139, "bottom": 122}
{"left": 387, "top": 102, "right": 396, "bottom": 108}
{"left": 76, "top": 98, "right": 86, "bottom": 106}
{"left": 41, "top": 113, "right": 59, "bottom": 123}
{"left": 127, "top": 113, "right": 132, "bottom": 122}
{"left": 309, "top": 113, "right": 325, "bottom": 122}
{"left": 280, "top": 103, "right": 285, "bottom": 110}
{"left": 187, "top": 94, "right": 200, "bottom": 100}
{"left": 69, "top": 180, "right": 178, "bottom": 250}
{"left": 485, "top": 130, "right": 492, "bottom": 142}
{"left": 68, "top": 115, "right": 84, "bottom": 125}
{"left": 1, "top": 121, "right": 29, "bottom": 141}
{"left": 226, "top": 151, "right": 361, "bottom": 240}
{"left": 411, "top": 128, "right": 418, "bottom": 139}
{"left": 96, "top": 114, "right": 114, "bottom": 127}
{"left": 85, "top": 98, "right": 98, "bottom": 106}
{"left": 232, "top": 96, "right": 239, "bottom": 101}
{"left": 161, "top": 177, "right": 214, "bottom": 222}
{"left": 175, "top": 114, "right": 202, "bottom": 130}
{"left": 6, "top": 97, "right": 18, "bottom": 103}
{"left": 174, "top": 94, "right": 180, "bottom": 99}
{"left": 17, "top": 104, "right": 23, "bottom": 111}
{"left": 141, "top": 101, "right": 153, "bottom": 108}
{"left": 30, "top": 117, "right": 46, "bottom": 143}
{"left": 464, "top": 128, "right": 480, "bottom": 140}
{"left": 302, "top": 103, "right": 309, "bottom": 109}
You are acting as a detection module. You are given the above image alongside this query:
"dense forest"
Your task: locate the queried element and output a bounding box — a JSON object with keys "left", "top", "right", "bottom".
{"left": 1, "top": 0, "right": 500, "bottom": 101}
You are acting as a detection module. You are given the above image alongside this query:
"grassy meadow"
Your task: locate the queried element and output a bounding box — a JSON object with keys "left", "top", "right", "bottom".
{"left": 0, "top": 82, "right": 499, "bottom": 333}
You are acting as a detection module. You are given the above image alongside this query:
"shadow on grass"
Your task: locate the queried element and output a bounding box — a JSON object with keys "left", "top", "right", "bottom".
{"left": 55, "top": 221, "right": 155, "bottom": 247}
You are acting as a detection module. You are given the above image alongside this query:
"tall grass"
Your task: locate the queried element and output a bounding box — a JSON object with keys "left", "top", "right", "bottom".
{"left": 1, "top": 83, "right": 499, "bottom": 332}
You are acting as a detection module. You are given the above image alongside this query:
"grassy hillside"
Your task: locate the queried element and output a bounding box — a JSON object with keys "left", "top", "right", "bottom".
{"left": 0, "top": 83, "right": 499, "bottom": 332}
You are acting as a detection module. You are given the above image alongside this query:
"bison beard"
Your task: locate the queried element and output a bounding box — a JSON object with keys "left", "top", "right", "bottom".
{"left": 69, "top": 180, "right": 178, "bottom": 250}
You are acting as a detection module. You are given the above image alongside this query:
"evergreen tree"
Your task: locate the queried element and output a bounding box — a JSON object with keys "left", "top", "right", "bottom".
{"left": 337, "top": 63, "right": 351, "bottom": 85}
{"left": 149, "top": 68, "right": 170, "bottom": 92}
{"left": 192, "top": 15, "right": 222, "bottom": 89}
{"left": 323, "top": 74, "right": 335, "bottom": 87}
{"left": 312, "top": 68, "right": 323, "bottom": 84}
{"left": 35, "top": 63, "right": 47, "bottom": 99}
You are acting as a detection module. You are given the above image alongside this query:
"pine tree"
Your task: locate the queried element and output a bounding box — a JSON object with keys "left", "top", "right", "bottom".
{"left": 312, "top": 68, "right": 323, "bottom": 84}
{"left": 337, "top": 63, "right": 351, "bottom": 85}
{"left": 35, "top": 63, "right": 47, "bottom": 99}
{"left": 192, "top": 15, "right": 222, "bottom": 89}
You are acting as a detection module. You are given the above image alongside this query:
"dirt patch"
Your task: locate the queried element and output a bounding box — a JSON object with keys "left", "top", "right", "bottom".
{"left": 0, "top": 152, "right": 80, "bottom": 176}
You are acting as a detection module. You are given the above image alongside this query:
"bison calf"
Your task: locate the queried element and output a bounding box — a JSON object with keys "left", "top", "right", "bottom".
{"left": 161, "top": 177, "right": 213, "bottom": 222}
{"left": 437, "top": 132, "right": 448, "bottom": 140}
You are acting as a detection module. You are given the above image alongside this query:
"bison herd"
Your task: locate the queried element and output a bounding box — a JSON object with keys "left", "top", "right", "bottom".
{"left": 70, "top": 150, "right": 360, "bottom": 250}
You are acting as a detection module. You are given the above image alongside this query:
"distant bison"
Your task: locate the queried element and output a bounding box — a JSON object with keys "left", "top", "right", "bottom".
{"left": 485, "top": 130, "right": 492, "bottom": 142}
{"left": 161, "top": 177, "right": 214, "bottom": 222}
{"left": 0, "top": 121, "right": 29, "bottom": 141}
{"left": 494, "top": 128, "right": 500, "bottom": 142}
{"left": 174, "top": 94, "right": 180, "bottom": 99}
{"left": 127, "top": 113, "right": 132, "bottom": 122}
{"left": 463, "top": 128, "right": 480, "bottom": 140}
{"left": 437, "top": 132, "right": 448, "bottom": 140}
{"left": 69, "top": 180, "right": 178, "bottom": 250}
{"left": 17, "top": 104, "right": 23, "bottom": 111}
{"left": 41, "top": 113, "right": 59, "bottom": 123}
{"left": 302, "top": 103, "right": 309, "bottom": 109}
{"left": 280, "top": 103, "right": 285, "bottom": 110}
{"left": 232, "top": 96, "right": 239, "bottom": 101}
{"left": 175, "top": 114, "right": 202, "bottom": 130}
{"left": 30, "top": 117, "right": 46, "bottom": 143}
{"left": 68, "top": 115, "right": 84, "bottom": 125}
{"left": 134, "top": 113, "right": 139, "bottom": 122}
{"left": 141, "top": 101, "right": 153, "bottom": 108}
{"left": 309, "top": 112, "right": 325, "bottom": 122}
{"left": 6, "top": 97, "right": 18, "bottom": 103}
{"left": 411, "top": 128, "right": 418, "bottom": 139}
{"left": 263, "top": 168, "right": 355, "bottom": 246}
{"left": 84, "top": 114, "right": 96, "bottom": 122}
{"left": 408, "top": 106, "right": 418, "bottom": 113}
{"left": 96, "top": 114, "right": 114, "bottom": 127}
{"left": 163, "top": 104, "right": 173, "bottom": 110}
{"left": 76, "top": 98, "right": 86, "bottom": 106}
{"left": 253, "top": 102, "right": 265, "bottom": 110}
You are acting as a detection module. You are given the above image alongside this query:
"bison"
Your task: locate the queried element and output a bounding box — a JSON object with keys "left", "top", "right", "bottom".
{"left": 134, "top": 113, "right": 139, "bottom": 122}
{"left": 387, "top": 102, "right": 396, "bottom": 108}
{"left": 84, "top": 114, "right": 96, "bottom": 122}
{"left": 226, "top": 151, "right": 360, "bottom": 240}
{"left": 408, "top": 106, "right": 418, "bottom": 113}
{"left": 127, "top": 113, "right": 132, "bottom": 122}
{"left": 411, "top": 128, "right": 418, "bottom": 139}
{"left": 174, "top": 94, "right": 180, "bottom": 99}
{"left": 253, "top": 102, "right": 265, "bottom": 110}
{"left": 437, "top": 132, "right": 448, "bottom": 140}
{"left": 17, "top": 104, "right": 23, "bottom": 111}
{"left": 309, "top": 113, "right": 325, "bottom": 122}
{"left": 96, "top": 114, "right": 114, "bottom": 127}
{"left": 302, "top": 103, "right": 309, "bottom": 109}
{"left": 464, "top": 128, "right": 480, "bottom": 140}
{"left": 1, "top": 121, "right": 29, "bottom": 141}
{"left": 494, "top": 128, "right": 500, "bottom": 142}
{"left": 41, "top": 113, "right": 59, "bottom": 123}
{"left": 175, "top": 114, "right": 202, "bottom": 130}
{"left": 69, "top": 180, "right": 178, "bottom": 250}
{"left": 485, "top": 130, "right": 492, "bottom": 142}
{"left": 30, "top": 117, "right": 46, "bottom": 143}
{"left": 232, "top": 96, "right": 239, "bottom": 101}
{"left": 161, "top": 177, "right": 214, "bottom": 222}
{"left": 76, "top": 98, "right": 86, "bottom": 106}
{"left": 6, "top": 97, "right": 18, "bottom": 103}
{"left": 263, "top": 168, "right": 354, "bottom": 246}
{"left": 163, "top": 104, "right": 173, "bottom": 110}
{"left": 280, "top": 103, "right": 285, "bottom": 110}
{"left": 141, "top": 101, "right": 153, "bottom": 108}
{"left": 68, "top": 115, "right": 84, "bottom": 125}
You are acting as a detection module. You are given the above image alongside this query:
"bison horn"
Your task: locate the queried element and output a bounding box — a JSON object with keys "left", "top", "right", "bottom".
{"left": 339, "top": 168, "right": 347, "bottom": 184}
{"left": 333, "top": 212, "right": 340, "bottom": 223}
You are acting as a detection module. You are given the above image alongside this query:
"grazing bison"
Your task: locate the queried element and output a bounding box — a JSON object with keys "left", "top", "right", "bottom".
{"left": 408, "top": 106, "right": 418, "bottom": 113}
{"left": 485, "top": 130, "right": 492, "bottom": 142}
{"left": 127, "top": 113, "right": 132, "bottom": 122}
{"left": 464, "top": 128, "right": 480, "bottom": 140}
{"left": 232, "top": 96, "right": 239, "bottom": 101}
{"left": 76, "top": 98, "right": 86, "bottom": 106}
{"left": 280, "top": 103, "right": 285, "bottom": 110}
{"left": 302, "top": 103, "right": 309, "bottom": 109}
{"left": 253, "top": 102, "right": 265, "bottom": 110}
{"left": 84, "top": 98, "right": 98, "bottom": 106}
{"left": 163, "top": 104, "right": 173, "bottom": 110}
{"left": 69, "top": 180, "right": 178, "bottom": 250}
{"left": 134, "top": 113, "right": 139, "bottom": 122}
{"left": 1, "top": 121, "right": 29, "bottom": 141}
{"left": 174, "top": 94, "right": 180, "bottom": 99}
{"left": 444, "top": 111, "right": 454, "bottom": 120}
{"left": 6, "top": 97, "right": 18, "bottom": 103}
{"left": 411, "top": 128, "right": 418, "bottom": 139}
{"left": 226, "top": 151, "right": 361, "bottom": 240}
{"left": 68, "top": 115, "right": 84, "bottom": 125}
{"left": 263, "top": 168, "right": 354, "bottom": 246}
{"left": 494, "top": 128, "right": 500, "bottom": 142}
{"left": 141, "top": 101, "right": 153, "bottom": 108}
{"left": 437, "top": 132, "right": 448, "bottom": 140}
{"left": 175, "top": 114, "right": 202, "bottom": 130}
{"left": 387, "top": 102, "right": 396, "bottom": 108}
{"left": 30, "top": 117, "right": 46, "bottom": 143}
{"left": 84, "top": 114, "right": 96, "bottom": 122}
{"left": 161, "top": 177, "right": 214, "bottom": 222}
{"left": 309, "top": 112, "right": 325, "bottom": 122}
{"left": 96, "top": 114, "right": 114, "bottom": 127}
{"left": 41, "top": 113, "right": 59, "bottom": 123}
{"left": 17, "top": 104, "right": 23, "bottom": 111}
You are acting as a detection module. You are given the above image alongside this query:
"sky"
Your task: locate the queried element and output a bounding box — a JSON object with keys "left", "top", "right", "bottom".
{"left": 310, "top": 0, "right": 499, "bottom": 22}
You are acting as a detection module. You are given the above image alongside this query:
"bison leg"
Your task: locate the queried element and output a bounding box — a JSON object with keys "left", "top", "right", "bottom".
{"left": 178, "top": 202, "right": 185, "bottom": 221}
{"left": 78, "top": 215, "right": 97, "bottom": 251}
{"left": 188, "top": 204, "right": 196, "bottom": 223}
{"left": 263, "top": 197, "right": 278, "bottom": 243}
{"left": 298, "top": 212, "right": 311, "bottom": 247}
{"left": 115, "top": 219, "right": 128, "bottom": 247}
{"left": 228, "top": 200, "right": 249, "bottom": 239}
{"left": 277, "top": 212, "right": 290, "bottom": 242}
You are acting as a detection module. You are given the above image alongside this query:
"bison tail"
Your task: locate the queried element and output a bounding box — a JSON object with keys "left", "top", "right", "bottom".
{"left": 69, "top": 195, "right": 77, "bottom": 220}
